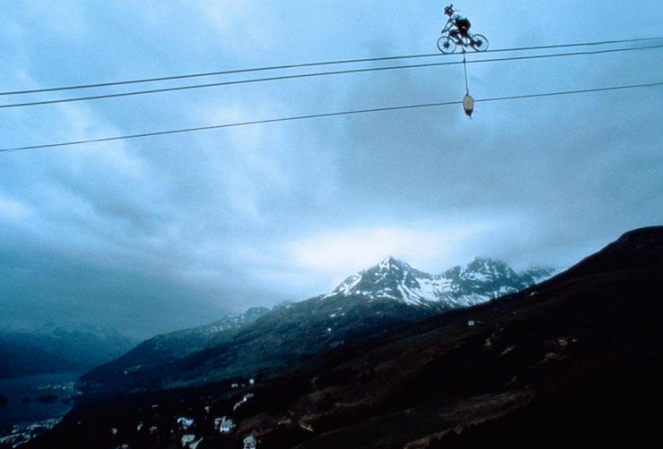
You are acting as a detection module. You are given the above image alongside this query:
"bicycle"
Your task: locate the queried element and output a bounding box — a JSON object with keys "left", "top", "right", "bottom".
{"left": 437, "top": 30, "right": 489, "bottom": 54}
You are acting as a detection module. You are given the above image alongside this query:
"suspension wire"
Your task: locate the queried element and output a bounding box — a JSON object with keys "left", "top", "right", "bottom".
{"left": 1, "top": 36, "right": 661, "bottom": 97}
{"left": 1, "top": 43, "right": 662, "bottom": 110}
{"left": 2, "top": 80, "right": 661, "bottom": 153}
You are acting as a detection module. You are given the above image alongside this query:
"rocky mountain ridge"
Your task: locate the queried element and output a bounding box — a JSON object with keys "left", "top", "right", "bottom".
{"left": 80, "top": 257, "right": 553, "bottom": 394}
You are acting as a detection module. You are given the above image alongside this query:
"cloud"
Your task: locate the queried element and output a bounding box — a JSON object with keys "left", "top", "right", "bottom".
{"left": 21, "top": 0, "right": 89, "bottom": 38}
{"left": 1, "top": 0, "right": 662, "bottom": 339}
{"left": 280, "top": 218, "right": 510, "bottom": 287}
{"left": 197, "top": 0, "right": 277, "bottom": 56}
{"left": 0, "top": 192, "right": 32, "bottom": 221}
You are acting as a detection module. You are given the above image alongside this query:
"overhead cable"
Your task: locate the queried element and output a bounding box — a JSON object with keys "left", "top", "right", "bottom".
{"left": 2, "top": 80, "right": 661, "bottom": 153}
{"left": 1, "top": 44, "right": 662, "bottom": 110}
{"left": 0, "top": 36, "right": 660, "bottom": 97}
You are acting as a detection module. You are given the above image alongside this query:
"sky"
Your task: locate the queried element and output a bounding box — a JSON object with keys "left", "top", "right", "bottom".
{"left": 1, "top": 0, "right": 662, "bottom": 339}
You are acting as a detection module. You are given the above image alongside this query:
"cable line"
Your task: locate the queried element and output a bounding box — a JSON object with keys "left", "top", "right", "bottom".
{"left": 0, "top": 36, "right": 660, "bottom": 98}
{"left": 1, "top": 44, "right": 662, "bottom": 110}
{"left": 2, "top": 80, "right": 661, "bottom": 153}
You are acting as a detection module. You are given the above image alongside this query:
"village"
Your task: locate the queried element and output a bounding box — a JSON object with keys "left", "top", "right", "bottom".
{"left": 0, "top": 418, "right": 61, "bottom": 448}
{"left": 107, "top": 378, "right": 261, "bottom": 449}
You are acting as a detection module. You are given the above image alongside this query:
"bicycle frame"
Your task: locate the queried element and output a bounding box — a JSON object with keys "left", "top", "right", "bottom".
{"left": 441, "top": 28, "right": 474, "bottom": 47}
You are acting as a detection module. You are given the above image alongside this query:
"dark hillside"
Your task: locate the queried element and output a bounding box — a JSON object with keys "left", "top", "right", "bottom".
{"left": 27, "top": 227, "right": 663, "bottom": 449}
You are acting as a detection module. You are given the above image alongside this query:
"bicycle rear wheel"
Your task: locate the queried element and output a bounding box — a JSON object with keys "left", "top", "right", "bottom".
{"left": 437, "top": 36, "right": 457, "bottom": 54}
{"left": 470, "top": 34, "right": 489, "bottom": 52}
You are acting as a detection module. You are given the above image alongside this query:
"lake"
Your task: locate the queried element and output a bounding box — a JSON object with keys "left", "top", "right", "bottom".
{"left": 0, "top": 372, "right": 81, "bottom": 428}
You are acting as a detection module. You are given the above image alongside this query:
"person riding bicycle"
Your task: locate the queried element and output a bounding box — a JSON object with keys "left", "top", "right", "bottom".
{"left": 443, "top": 4, "right": 472, "bottom": 41}
{"left": 436, "top": 4, "right": 488, "bottom": 55}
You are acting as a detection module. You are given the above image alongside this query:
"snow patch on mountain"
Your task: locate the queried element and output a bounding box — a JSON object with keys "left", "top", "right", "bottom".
{"left": 325, "top": 256, "right": 555, "bottom": 308}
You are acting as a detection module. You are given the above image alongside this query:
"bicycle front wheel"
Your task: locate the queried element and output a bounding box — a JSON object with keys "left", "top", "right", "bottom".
{"left": 470, "top": 34, "right": 489, "bottom": 52}
{"left": 437, "top": 35, "right": 457, "bottom": 54}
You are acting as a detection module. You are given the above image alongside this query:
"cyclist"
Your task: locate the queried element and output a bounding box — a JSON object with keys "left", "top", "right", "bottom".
{"left": 443, "top": 4, "right": 472, "bottom": 41}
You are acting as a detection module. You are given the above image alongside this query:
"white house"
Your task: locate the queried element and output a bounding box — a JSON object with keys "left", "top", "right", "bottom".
{"left": 243, "top": 435, "right": 258, "bottom": 449}
{"left": 181, "top": 434, "right": 196, "bottom": 447}
{"left": 219, "top": 417, "right": 236, "bottom": 434}
{"left": 176, "top": 417, "right": 195, "bottom": 430}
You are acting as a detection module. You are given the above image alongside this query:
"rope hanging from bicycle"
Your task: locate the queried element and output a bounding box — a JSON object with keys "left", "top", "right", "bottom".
{"left": 462, "top": 48, "right": 469, "bottom": 95}
{"left": 461, "top": 47, "right": 474, "bottom": 118}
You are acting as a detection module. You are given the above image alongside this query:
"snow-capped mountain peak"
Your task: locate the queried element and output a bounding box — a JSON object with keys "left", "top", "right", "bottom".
{"left": 376, "top": 256, "right": 410, "bottom": 271}
{"left": 326, "top": 257, "right": 556, "bottom": 308}
{"left": 325, "top": 257, "right": 436, "bottom": 304}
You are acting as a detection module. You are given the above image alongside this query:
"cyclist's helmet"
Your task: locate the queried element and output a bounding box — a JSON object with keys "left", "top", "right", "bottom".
{"left": 444, "top": 4, "right": 455, "bottom": 16}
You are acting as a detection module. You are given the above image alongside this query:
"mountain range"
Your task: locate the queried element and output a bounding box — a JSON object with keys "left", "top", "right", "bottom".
{"left": 80, "top": 257, "right": 554, "bottom": 394}
{"left": 327, "top": 256, "right": 553, "bottom": 306}
{"left": 28, "top": 227, "right": 663, "bottom": 449}
{"left": 0, "top": 323, "right": 135, "bottom": 378}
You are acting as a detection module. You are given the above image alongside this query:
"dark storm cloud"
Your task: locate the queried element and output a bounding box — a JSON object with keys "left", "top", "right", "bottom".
{"left": 1, "top": 0, "right": 662, "bottom": 338}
